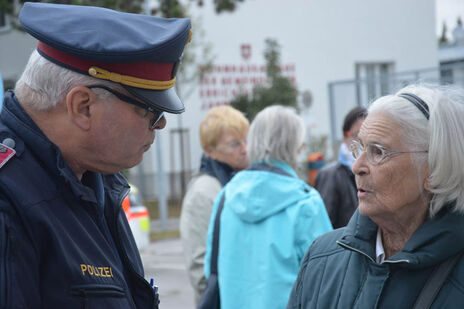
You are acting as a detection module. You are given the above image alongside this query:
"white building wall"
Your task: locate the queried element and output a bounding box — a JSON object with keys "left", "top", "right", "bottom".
{"left": 0, "top": 26, "right": 37, "bottom": 84}
{"left": 141, "top": 0, "right": 438, "bottom": 188}
{"left": 0, "top": 1, "right": 439, "bottom": 198}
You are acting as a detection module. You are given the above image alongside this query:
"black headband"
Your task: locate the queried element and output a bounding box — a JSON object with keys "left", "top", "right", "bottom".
{"left": 398, "top": 93, "right": 430, "bottom": 120}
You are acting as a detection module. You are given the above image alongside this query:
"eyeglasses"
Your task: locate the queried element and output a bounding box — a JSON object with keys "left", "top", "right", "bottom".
{"left": 87, "top": 85, "right": 164, "bottom": 129}
{"left": 350, "top": 140, "right": 427, "bottom": 165}
{"left": 216, "top": 139, "right": 246, "bottom": 152}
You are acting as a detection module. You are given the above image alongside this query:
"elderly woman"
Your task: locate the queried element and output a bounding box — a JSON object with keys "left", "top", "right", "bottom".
{"left": 180, "top": 105, "right": 249, "bottom": 304}
{"left": 203, "top": 105, "right": 332, "bottom": 309}
{"left": 287, "top": 84, "right": 464, "bottom": 309}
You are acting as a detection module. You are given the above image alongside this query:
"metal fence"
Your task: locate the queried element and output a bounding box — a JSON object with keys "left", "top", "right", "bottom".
{"left": 132, "top": 63, "right": 464, "bottom": 202}
{"left": 327, "top": 62, "right": 464, "bottom": 154}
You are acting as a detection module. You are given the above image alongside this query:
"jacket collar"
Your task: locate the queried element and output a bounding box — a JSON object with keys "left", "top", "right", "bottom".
{"left": 199, "top": 154, "right": 236, "bottom": 186}
{"left": 1, "top": 91, "right": 101, "bottom": 204}
{"left": 338, "top": 206, "right": 464, "bottom": 268}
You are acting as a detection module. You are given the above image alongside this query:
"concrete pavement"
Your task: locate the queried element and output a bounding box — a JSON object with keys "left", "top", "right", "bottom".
{"left": 140, "top": 237, "right": 196, "bottom": 309}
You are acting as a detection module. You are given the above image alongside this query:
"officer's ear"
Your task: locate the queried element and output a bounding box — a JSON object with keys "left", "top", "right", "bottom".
{"left": 65, "top": 86, "right": 96, "bottom": 131}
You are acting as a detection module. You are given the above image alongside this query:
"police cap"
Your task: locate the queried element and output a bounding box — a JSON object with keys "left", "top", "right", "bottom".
{"left": 19, "top": 2, "right": 192, "bottom": 114}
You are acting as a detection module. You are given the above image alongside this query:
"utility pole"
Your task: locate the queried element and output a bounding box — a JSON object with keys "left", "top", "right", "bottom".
{"left": 146, "top": 0, "right": 168, "bottom": 230}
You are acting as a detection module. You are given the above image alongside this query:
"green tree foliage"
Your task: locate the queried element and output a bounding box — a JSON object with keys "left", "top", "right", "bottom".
{"left": 212, "top": 0, "right": 244, "bottom": 13}
{"left": 155, "top": 0, "right": 246, "bottom": 15}
{"left": 230, "top": 38, "right": 298, "bottom": 120}
{"left": 157, "top": 0, "right": 185, "bottom": 17}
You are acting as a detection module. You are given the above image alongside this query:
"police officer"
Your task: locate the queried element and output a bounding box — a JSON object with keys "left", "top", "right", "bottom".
{"left": 0, "top": 3, "right": 191, "bottom": 308}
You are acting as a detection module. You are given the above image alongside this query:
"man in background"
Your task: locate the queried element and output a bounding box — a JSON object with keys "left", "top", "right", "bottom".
{"left": 315, "top": 106, "right": 366, "bottom": 228}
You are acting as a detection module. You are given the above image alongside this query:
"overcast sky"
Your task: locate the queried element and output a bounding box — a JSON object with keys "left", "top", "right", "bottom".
{"left": 436, "top": 0, "right": 464, "bottom": 37}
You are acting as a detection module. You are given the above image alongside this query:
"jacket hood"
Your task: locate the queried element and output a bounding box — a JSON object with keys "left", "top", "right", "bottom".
{"left": 224, "top": 161, "right": 315, "bottom": 223}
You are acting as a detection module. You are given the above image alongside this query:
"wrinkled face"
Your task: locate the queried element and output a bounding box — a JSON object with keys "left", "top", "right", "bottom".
{"left": 352, "top": 112, "right": 429, "bottom": 222}
{"left": 87, "top": 90, "right": 165, "bottom": 174}
{"left": 207, "top": 130, "right": 249, "bottom": 171}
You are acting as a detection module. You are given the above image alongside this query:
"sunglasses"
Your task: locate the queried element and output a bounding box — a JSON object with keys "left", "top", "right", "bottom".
{"left": 87, "top": 85, "right": 164, "bottom": 129}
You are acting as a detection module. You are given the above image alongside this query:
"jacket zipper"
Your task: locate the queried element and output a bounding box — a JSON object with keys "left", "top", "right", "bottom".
{"left": 113, "top": 188, "right": 157, "bottom": 308}
{"left": 336, "top": 240, "right": 376, "bottom": 263}
{"left": 384, "top": 259, "right": 410, "bottom": 264}
{"left": 337, "top": 241, "right": 410, "bottom": 264}
{"left": 81, "top": 289, "right": 88, "bottom": 309}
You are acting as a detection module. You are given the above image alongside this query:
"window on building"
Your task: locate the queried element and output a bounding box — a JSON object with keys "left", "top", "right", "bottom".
{"left": 440, "top": 67, "right": 454, "bottom": 84}
{"left": 355, "top": 62, "right": 394, "bottom": 106}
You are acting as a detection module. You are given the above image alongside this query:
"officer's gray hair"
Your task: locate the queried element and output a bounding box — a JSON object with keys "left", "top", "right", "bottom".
{"left": 368, "top": 84, "right": 464, "bottom": 217}
{"left": 15, "top": 50, "right": 115, "bottom": 110}
{"left": 247, "top": 105, "right": 305, "bottom": 170}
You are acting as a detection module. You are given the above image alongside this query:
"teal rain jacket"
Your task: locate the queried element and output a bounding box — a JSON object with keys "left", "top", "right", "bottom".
{"left": 287, "top": 207, "right": 464, "bottom": 309}
{"left": 204, "top": 161, "right": 332, "bottom": 309}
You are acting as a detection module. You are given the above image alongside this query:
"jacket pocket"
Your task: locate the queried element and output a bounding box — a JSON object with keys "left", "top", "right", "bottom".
{"left": 0, "top": 213, "right": 11, "bottom": 307}
{"left": 70, "top": 284, "right": 126, "bottom": 309}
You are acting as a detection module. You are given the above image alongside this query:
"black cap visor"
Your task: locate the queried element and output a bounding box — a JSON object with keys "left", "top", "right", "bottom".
{"left": 123, "top": 85, "right": 185, "bottom": 114}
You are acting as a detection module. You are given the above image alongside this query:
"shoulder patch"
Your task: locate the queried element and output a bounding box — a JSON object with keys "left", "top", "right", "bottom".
{"left": 0, "top": 143, "right": 16, "bottom": 169}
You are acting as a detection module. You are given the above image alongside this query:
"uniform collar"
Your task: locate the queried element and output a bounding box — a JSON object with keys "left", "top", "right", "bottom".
{"left": 1, "top": 90, "right": 98, "bottom": 204}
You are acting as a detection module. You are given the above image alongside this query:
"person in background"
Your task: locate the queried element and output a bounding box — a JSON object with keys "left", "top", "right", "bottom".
{"left": 288, "top": 85, "right": 464, "bottom": 308}
{"left": 315, "top": 106, "right": 367, "bottom": 228}
{"left": 204, "top": 105, "right": 332, "bottom": 309}
{"left": 180, "top": 105, "right": 249, "bottom": 305}
{"left": 0, "top": 3, "right": 191, "bottom": 308}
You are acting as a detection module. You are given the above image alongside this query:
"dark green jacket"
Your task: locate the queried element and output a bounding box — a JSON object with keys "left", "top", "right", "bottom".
{"left": 287, "top": 208, "right": 464, "bottom": 308}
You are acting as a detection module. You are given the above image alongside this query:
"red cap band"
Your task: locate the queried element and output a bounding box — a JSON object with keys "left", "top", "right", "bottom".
{"left": 38, "top": 41, "right": 175, "bottom": 81}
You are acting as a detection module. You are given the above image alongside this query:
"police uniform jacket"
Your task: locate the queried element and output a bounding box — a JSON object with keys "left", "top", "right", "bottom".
{"left": 0, "top": 91, "right": 158, "bottom": 308}
{"left": 287, "top": 207, "right": 464, "bottom": 309}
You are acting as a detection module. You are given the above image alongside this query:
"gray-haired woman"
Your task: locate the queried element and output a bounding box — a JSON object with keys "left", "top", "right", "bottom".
{"left": 287, "top": 84, "right": 464, "bottom": 308}
{"left": 204, "top": 105, "right": 332, "bottom": 309}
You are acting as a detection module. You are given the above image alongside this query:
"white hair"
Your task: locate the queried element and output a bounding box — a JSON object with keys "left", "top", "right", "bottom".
{"left": 247, "top": 105, "right": 305, "bottom": 170}
{"left": 368, "top": 84, "right": 464, "bottom": 217}
{"left": 15, "top": 50, "right": 116, "bottom": 110}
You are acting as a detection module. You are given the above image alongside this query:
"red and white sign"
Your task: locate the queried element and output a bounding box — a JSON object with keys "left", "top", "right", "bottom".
{"left": 241, "top": 44, "right": 251, "bottom": 61}
{"left": 199, "top": 44, "right": 297, "bottom": 110}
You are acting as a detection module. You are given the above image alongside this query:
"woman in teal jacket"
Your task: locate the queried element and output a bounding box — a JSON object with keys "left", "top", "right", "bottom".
{"left": 204, "top": 105, "right": 332, "bottom": 309}
{"left": 288, "top": 85, "right": 464, "bottom": 308}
